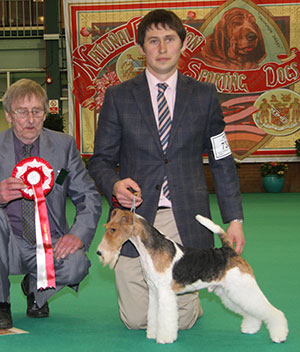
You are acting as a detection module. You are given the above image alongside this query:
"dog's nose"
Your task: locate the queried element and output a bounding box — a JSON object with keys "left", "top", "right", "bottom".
{"left": 96, "top": 250, "right": 102, "bottom": 256}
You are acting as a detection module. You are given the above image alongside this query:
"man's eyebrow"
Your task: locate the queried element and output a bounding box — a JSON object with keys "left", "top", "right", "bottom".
{"left": 146, "top": 34, "right": 176, "bottom": 40}
{"left": 146, "top": 35, "right": 159, "bottom": 40}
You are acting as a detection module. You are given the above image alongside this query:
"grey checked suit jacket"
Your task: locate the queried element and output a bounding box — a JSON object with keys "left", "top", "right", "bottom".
{"left": 89, "top": 71, "right": 243, "bottom": 257}
{"left": 0, "top": 128, "right": 101, "bottom": 250}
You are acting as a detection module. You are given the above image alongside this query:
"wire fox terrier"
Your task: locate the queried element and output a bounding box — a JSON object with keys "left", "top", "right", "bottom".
{"left": 97, "top": 209, "right": 288, "bottom": 344}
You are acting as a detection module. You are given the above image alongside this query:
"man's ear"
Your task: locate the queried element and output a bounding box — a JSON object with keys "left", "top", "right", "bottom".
{"left": 139, "top": 44, "right": 146, "bottom": 56}
{"left": 180, "top": 37, "right": 188, "bottom": 54}
{"left": 5, "top": 111, "right": 12, "bottom": 124}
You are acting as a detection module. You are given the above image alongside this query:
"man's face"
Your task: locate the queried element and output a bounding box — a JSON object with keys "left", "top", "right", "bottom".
{"left": 139, "top": 24, "right": 186, "bottom": 81}
{"left": 5, "top": 95, "right": 46, "bottom": 144}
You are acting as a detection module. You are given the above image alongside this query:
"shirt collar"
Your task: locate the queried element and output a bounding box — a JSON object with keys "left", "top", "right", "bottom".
{"left": 145, "top": 69, "right": 178, "bottom": 92}
{"left": 13, "top": 132, "right": 39, "bottom": 156}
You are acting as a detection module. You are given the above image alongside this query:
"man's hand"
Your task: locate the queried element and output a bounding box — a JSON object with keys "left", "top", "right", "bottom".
{"left": 54, "top": 234, "right": 84, "bottom": 260}
{"left": 113, "top": 178, "right": 142, "bottom": 208}
{"left": 227, "top": 221, "right": 245, "bottom": 255}
{"left": 0, "top": 177, "right": 24, "bottom": 204}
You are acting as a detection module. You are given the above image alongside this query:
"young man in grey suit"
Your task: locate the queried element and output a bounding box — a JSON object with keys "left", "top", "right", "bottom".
{"left": 89, "top": 9, "right": 245, "bottom": 330}
{"left": 0, "top": 79, "right": 101, "bottom": 329}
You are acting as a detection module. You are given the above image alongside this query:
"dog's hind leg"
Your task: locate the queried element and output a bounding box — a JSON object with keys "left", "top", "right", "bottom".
{"left": 219, "top": 269, "right": 288, "bottom": 343}
{"left": 264, "top": 307, "right": 289, "bottom": 343}
{"left": 215, "top": 286, "right": 262, "bottom": 334}
{"left": 241, "top": 316, "right": 263, "bottom": 335}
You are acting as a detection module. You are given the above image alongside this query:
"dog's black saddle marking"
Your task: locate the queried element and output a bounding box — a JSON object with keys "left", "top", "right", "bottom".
{"left": 139, "top": 218, "right": 177, "bottom": 257}
{"left": 173, "top": 245, "right": 238, "bottom": 285}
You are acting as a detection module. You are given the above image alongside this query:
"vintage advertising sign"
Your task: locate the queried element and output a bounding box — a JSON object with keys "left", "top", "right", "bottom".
{"left": 63, "top": 0, "right": 300, "bottom": 160}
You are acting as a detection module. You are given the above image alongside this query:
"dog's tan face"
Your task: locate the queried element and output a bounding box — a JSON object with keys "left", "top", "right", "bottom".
{"left": 224, "top": 9, "right": 264, "bottom": 62}
{"left": 97, "top": 209, "right": 134, "bottom": 268}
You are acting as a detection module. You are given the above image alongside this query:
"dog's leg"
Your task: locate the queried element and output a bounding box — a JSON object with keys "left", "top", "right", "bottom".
{"left": 215, "top": 286, "right": 262, "bottom": 334}
{"left": 155, "top": 287, "right": 178, "bottom": 344}
{"left": 146, "top": 285, "right": 158, "bottom": 340}
{"left": 264, "top": 307, "right": 289, "bottom": 343}
{"left": 220, "top": 269, "right": 288, "bottom": 343}
{"left": 241, "top": 316, "right": 263, "bottom": 335}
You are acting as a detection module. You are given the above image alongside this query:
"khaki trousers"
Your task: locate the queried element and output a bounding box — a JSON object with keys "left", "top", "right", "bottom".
{"left": 115, "top": 208, "right": 201, "bottom": 330}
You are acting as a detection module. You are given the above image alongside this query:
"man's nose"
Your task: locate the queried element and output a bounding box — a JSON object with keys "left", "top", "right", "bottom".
{"left": 27, "top": 112, "right": 35, "bottom": 122}
{"left": 159, "top": 40, "right": 167, "bottom": 53}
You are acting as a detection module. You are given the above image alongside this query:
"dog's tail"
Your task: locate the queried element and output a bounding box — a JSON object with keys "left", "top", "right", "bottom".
{"left": 195, "top": 215, "right": 232, "bottom": 247}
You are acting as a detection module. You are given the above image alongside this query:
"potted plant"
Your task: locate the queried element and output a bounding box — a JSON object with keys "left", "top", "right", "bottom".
{"left": 260, "top": 162, "right": 288, "bottom": 193}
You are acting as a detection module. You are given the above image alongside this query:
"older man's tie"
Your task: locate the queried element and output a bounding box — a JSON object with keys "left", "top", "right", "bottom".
{"left": 157, "top": 83, "right": 172, "bottom": 200}
{"left": 22, "top": 144, "right": 36, "bottom": 245}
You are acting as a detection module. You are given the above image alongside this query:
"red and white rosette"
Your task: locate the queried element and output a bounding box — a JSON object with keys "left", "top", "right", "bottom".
{"left": 12, "top": 157, "right": 56, "bottom": 290}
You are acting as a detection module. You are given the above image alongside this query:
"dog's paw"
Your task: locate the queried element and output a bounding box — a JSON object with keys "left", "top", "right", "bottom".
{"left": 156, "top": 336, "right": 177, "bottom": 344}
{"left": 241, "top": 316, "right": 262, "bottom": 334}
{"left": 269, "top": 323, "right": 289, "bottom": 343}
{"left": 146, "top": 329, "right": 156, "bottom": 340}
{"left": 156, "top": 332, "right": 177, "bottom": 344}
{"left": 268, "top": 311, "right": 289, "bottom": 343}
{"left": 270, "top": 328, "right": 288, "bottom": 344}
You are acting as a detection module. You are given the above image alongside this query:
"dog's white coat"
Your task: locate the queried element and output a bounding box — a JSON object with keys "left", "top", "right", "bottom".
{"left": 98, "top": 212, "right": 288, "bottom": 344}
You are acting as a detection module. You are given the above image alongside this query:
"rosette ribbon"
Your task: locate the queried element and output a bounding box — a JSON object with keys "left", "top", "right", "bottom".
{"left": 12, "top": 157, "right": 56, "bottom": 290}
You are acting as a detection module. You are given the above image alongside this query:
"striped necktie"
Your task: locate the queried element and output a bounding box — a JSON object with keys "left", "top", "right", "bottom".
{"left": 157, "top": 83, "right": 171, "bottom": 200}
{"left": 22, "top": 144, "right": 36, "bottom": 245}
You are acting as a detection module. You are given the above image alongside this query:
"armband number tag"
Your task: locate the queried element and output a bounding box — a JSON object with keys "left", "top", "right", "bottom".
{"left": 210, "top": 131, "right": 232, "bottom": 160}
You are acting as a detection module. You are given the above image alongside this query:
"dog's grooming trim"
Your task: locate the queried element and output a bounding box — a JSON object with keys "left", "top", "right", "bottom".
{"left": 97, "top": 209, "right": 288, "bottom": 344}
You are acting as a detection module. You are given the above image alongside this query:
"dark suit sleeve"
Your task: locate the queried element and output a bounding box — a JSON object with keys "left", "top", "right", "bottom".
{"left": 89, "top": 87, "right": 121, "bottom": 205}
{"left": 60, "top": 137, "right": 102, "bottom": 250}
{"left": 204, "top": 85, "right": 243, "bottom": 223}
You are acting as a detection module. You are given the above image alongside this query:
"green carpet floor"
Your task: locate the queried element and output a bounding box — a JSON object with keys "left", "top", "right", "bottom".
{"left": 1, "top": 193, "right": 299, "bottom": 352}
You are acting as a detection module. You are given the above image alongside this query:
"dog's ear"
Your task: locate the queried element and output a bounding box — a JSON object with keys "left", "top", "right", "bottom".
{"left": 120, "top": 212, "right": 133, "bottom": 225}
{"left": 111, "top": 208, "right": 119, "bottom": 218}
{"left": 252, "top": 20, "right": 266, "bottom": 63}
{"left": 212, "top": 12, "right": 228, "bottom": 60}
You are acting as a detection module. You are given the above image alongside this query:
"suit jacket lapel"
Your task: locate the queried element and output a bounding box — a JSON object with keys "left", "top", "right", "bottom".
{"left": 0, "top": 129, "right": 58, "bottom": 180}
{"left": 168, "top": 73, "right": 192, "bottom": 151}
{"left": 38, "top": 129, "right": 62, "bottom": 222}
{"left": 0, "top": 129, "right": 16, "bottom": 179}
{"left": 131, "top": 72, "right": 192, "bottom": 154}
{"left": 39, "top": 129, "right": 58, "bottom": 175}
{"left": 132, "top": 72, "right": 163, "bottom": 154}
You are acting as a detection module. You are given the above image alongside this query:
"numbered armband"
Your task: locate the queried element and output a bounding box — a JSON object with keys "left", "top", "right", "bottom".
{"left": 210, "top": 131, "right": 232, "bottom": 160}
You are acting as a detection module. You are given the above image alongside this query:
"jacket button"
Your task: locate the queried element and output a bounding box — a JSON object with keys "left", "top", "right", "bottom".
{"left": 164, "top": 159, "right": 168, "bottom": 164}
{"left": 155, "top": 185, "right": 160, "bottom": 190}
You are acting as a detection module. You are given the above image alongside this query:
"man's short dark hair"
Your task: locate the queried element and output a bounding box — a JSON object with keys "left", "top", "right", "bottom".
{"left": 137, "top": 9, "right": 186, "bottom": 48}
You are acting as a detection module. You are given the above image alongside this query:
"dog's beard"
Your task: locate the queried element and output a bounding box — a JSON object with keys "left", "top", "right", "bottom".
{"left": 98, "top": 249, "right": 120, "bottom": 269}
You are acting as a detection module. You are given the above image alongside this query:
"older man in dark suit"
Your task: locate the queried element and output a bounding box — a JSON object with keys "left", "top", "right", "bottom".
{"left": 89, "top": 9, "right": 244, "bottom": 331}
{"left": 0, "top": 79, "right": 101, "bottom": 329}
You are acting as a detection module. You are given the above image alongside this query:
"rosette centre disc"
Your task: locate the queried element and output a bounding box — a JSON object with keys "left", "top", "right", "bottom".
{"left": 27, "top": 170, "right": 41, "bottom": 185}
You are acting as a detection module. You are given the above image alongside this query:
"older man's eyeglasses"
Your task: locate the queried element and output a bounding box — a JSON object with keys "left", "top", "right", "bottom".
{"left": 12, "top": 108, "right": 45, "bottom": 119}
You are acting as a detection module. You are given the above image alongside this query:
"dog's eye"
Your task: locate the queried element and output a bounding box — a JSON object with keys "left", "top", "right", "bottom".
{"left": 109, "top": 228, "right": 115, "bottom": 233}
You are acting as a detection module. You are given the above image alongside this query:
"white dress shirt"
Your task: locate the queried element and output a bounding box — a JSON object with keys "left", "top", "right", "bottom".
{"left": 145, "top": 69, "right": 178, "bottom": 207}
